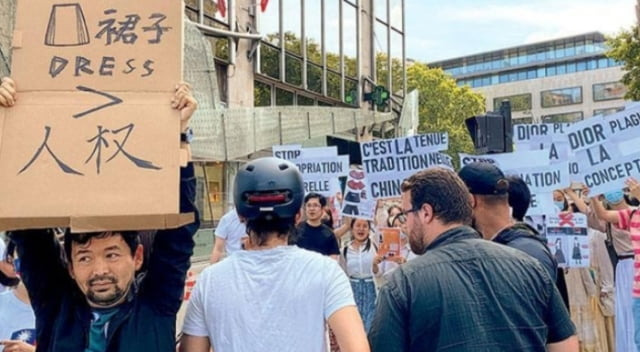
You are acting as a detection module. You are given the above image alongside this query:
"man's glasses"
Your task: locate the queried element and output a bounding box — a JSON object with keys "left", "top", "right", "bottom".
{"left": 399, "top": 208, "right": 420, "bottom": 217}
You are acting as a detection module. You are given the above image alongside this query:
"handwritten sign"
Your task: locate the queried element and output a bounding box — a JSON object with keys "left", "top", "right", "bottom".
{"left": 0, "top": 0, "right": 185, "bottom": 231}
{"left": 361, "top": 133, "right": 452, "bottom": 199}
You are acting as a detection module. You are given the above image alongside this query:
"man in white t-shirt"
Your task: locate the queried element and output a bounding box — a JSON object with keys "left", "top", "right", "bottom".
{"left": 179, "top": 157, "right": 369, "bottom": 352}
{"left": 0, "top": 238, "right": 7, "bottom": 293}
{"left": 0, "top": 241, "right": 36, "bottom": 352}
{"left": 210, "top": 208, "right": 247, "bottom": 263}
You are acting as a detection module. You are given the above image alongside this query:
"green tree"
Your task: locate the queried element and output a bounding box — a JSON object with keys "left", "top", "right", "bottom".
{"left": 607, "top": 26, "right": 640, "bottom": 100}
{"left": 407, "top": 63, "right": 486, "bottom": 169}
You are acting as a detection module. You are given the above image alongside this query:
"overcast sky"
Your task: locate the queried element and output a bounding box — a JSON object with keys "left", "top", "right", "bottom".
{"left": 405, "top": 0, "right": 638, "bottom": 63}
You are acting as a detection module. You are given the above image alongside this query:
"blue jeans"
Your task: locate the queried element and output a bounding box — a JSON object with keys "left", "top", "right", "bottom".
{"left": 633, "top": 298, "right": 640, "bottom": 352}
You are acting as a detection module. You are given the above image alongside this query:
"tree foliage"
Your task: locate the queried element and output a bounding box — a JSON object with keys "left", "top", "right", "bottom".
{"left": 407, "top": 63, "right": 486, "bottom": 169}
{"left": 607, "top": 26, "right": 640, "bottom": 100}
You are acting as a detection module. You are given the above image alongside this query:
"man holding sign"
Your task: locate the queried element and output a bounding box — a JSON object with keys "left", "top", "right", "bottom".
{"left": 1, "top": 78, "right": 200, "bottom": 352}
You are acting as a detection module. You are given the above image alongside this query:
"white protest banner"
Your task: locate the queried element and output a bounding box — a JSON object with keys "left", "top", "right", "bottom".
{"left": 459, "top": 150, "right": 549, "bottom": 169}
{"left": 526, "top": 192, "right": 555, "bottom": 216}
{"left": 565, "top": 116, "right": 612, "bottom": 154}
{"left": 578, "top": 150, "right": 640, "bottom": 196}
{"left": 273, "top": 144, "right": 347, "bottom": 197}
{"left": 513, "top": 123, "right": 572, "bottom": 147}
{"left": 545, "top": 213, "right": 589, "bottom": 268}
{"left": 341, "top": 167, "right": 376, "bottom": 220}
{"left": 272, "top": 144, "right": 302, "bottom": 161}
{"left": 501, "top": 163, "right": 570, "bottom": 194}
{"left": 361, "top": 133, "right": 451, "bottom": 199}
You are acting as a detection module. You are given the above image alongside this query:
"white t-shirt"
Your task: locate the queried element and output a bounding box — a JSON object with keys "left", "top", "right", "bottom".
{"left": 182, "top": 246, "right": 355, "bottom": 352}
{"left": 0, "top": 240, "right": 6, "bottom": 293}
{"left": 0, "top": 291, "right": 36, "bottom": 344}
{"left": 214, "top": 210, "right": 247, "bottom": 255}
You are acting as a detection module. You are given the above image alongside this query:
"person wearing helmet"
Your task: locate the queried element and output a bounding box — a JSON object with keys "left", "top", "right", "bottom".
{"left": 179, "top": 157, "right": 369, "bottom": 352}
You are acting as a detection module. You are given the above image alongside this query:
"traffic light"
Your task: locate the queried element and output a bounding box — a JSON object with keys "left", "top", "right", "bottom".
{"left": 465, "top": 101, "right": 513, "bottom": 154}
{"left": 364, "top": 85, "right": 390, "bottom": 108}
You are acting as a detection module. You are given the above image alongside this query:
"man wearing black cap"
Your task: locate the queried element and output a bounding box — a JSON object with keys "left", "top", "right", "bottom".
{"left": 459, "top": 162, "right": 557, "bottom": 281}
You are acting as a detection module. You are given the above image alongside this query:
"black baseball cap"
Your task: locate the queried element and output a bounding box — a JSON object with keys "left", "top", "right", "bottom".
{"left": 458, "top": 162, "right": 509, "bottom": 195}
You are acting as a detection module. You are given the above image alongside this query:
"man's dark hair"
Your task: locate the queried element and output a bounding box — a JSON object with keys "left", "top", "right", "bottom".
{"left": 401, "top": 168, "right": 472, "bottom": 225}
{"left": 506, "top": 175, "right": 531, "bottom": 221}
{"left": 304, "top": 193, "right": 326, "bottom": 207}
{"left": 63, "top": 230, "right": 140, "bottom": 264}
{"left": 247, "top": 215, "right": 297, "bottom": 246}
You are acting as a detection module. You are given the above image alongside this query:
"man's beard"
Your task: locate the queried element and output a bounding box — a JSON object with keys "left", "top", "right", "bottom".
{"left": 408, "top": 221, "right": 427, "bottom": 255}
{"left": 0, "top": 272, "right": 19, "bottom": 287}
{"left": 86, "top": 275, "right": 127, "bottom": 307}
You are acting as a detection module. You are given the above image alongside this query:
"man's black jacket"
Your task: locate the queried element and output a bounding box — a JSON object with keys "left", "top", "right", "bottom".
{"left": 11, "top": 164, "right": 200, "bottom": 352}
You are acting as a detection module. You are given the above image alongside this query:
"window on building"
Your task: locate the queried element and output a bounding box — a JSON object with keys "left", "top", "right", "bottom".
{"left": 298, "top": 95, "right": 316, "bottom": 106}
{"left": 375, "top": 20, "right": 389, "bottom": 89}
{"left": 326, "top": 0, "right": 340, "bottom": 72}
{"left": 344, "top": 2, "right": 358, "bottom": 78}
{"left": 512, "top": 117, "right": 533, "bottom": 125}
{"left": 493, "top": 93, "right": 532, "bottom": 112}
{"left": 254, "top": 81, "right": 272, "bottom": 106}
{"left": 594, "top": 107, "right": 624, "bottom": 116}
{"left": 541, "top": 87, "right": 582, "bottom": 108}
{"left": 305, "top": 0, "right": 322, "bottom": 64}
{"left": 276, "top": 88, "right": 295, "bottom": 105}
{"left": 593, "top": 82, "right": 626, "bottom": 101}
{"left": 541, "top": 111, "right": 583, "bottom": 123}
{"left": 285, "top": 54, "right": 303, "bottom": 86}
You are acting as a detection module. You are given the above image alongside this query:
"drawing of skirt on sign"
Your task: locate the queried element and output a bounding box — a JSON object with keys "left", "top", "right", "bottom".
{"left": 45, "top": 4, "right": 90, "bottom": 47}
{"left": 572, "top": 237, "right": 582, "bottom": 265}
{"left": 555, "top": 238, "right": 566, "bottom": 264}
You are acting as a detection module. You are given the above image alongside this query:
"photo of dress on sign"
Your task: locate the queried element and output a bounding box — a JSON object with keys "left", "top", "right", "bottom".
{"left": 545, "top": 212, "right": 589, "bottom": 268}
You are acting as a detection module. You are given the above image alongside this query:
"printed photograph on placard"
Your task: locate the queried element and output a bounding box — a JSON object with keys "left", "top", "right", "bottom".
{"left": 545, "top": 213, "right": 589, "bottom": 268}
{"left": 378, "top": 228, "right": 402, "bottom": 259}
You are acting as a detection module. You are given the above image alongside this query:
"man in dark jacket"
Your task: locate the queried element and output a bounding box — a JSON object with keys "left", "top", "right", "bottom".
{"left": 368, "top": 167, "right": 577, "bottom": 352}
{"left": 459, "top": 162, "right": 558, "bottom": 281}
{"left": 1, "top": 77, "right": 200, "bottom": 352}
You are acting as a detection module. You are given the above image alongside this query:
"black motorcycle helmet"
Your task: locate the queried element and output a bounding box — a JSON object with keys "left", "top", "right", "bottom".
{"left": 234, "top": 157, "right": 304, "bottom": 220}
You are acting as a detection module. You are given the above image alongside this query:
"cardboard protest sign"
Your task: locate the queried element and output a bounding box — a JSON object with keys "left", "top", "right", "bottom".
{"left": 361, "top": 133, "right": 452, "bottom": 199}
{"left": 545, "top": 213, "right": 589, "bottom": 268}
{"left": 0, "top": 0, "right": 186, "bottom": 232}
{"left": 273, "top": 144, "right": 347, "bottom": 197}
{"left": 378, "top": 227, "right": 401, "bottom": 258}
{"left": 341, "top": 167, "right": 376, "bottom": 221}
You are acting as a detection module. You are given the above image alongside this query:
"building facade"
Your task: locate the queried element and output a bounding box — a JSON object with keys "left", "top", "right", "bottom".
{"left": 0, "top": 0, "right": 406, "bottom": 261}
{"left": 428, "top": 32, "right": 627, "bottom": 124}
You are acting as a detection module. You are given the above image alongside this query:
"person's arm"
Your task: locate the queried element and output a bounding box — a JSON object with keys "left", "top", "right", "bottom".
{"left": 626, "top": 177, "right": 640, "bottom": 200}
{"left": 0, "top": 339, "right": 36, "bottom": 352}
{"left": 547, "top": 335, "right": 579, "bottom": 352}
{"left": 327, "top": 228, "right": 341, "bottom": 261}
{"left": 209, "top": 237, "right": 226, "bottom": 263}
{"left": 0, "top": 77, "right": 16, "bottom": 107}
{"left": 143, "top": 84, "right": 200, "bottom": 314}
{"left": 333, "top": 217, "right": 352, "bottom": 242}
{"left": 590, "top": 197, "right": 619, "bottom": 224}
{"left": 564, "top": 188, "right": 588, "bottom": 214}
{"left": 328, "top": 306, "right": 370, "bottom": 352}
{"left": 178, "top": 335, "right": 211, "bottom": 352}
{"left": 10, "top": 230, "right": 73, "bottom": 317}
{"left": 368, "top": 279, "right": 409, "bottom": 352}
